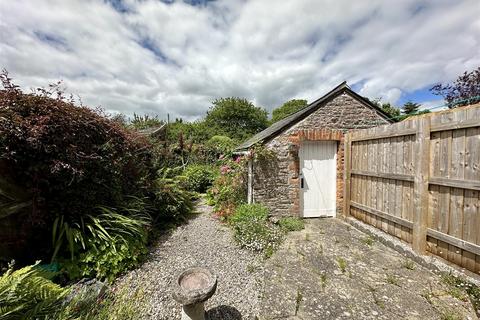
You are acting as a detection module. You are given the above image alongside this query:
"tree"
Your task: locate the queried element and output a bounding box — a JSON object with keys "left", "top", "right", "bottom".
{"left": 130, "top": 113, "right": 164, "bottom": 130}
{"left": 430, "top": 66, "right": 480, "bottom": 108}
{"left": 271, "top": 99, "right": 308, "bottom": 123}
{"left": 204, "top": 97, "right": 268, "bottom": 141}
{"left": 110, "top": 113, "right": 128, "bottom": 127}
{"left": 402, "top": 101, "right": 421, "bottom": 115}
{"left": 368, "top": 98, "right": 400, "bottom": 120}
{"left": 205, "top": 135, "right": 236, "bottom": 160}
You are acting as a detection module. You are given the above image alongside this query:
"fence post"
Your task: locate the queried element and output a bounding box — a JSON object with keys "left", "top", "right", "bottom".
{"left": 343, "top": 133, "right": 352, "bottom": 218}
{"left": 412, "top": 116, "right": 431, "bottom": 254}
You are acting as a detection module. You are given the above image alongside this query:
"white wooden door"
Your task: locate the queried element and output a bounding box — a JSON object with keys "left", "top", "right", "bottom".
{"left": 300, "top": 141, "right": 337, "bottom": 217}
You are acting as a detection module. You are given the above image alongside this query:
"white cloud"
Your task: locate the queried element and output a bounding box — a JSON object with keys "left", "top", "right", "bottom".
{"left": 0, "top": 0, "right": 479, "bottom": 120}
{"left": 418, "top": 99, "right": 447, "bottom": 111}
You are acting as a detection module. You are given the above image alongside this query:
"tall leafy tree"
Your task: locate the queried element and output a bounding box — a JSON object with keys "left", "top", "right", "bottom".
{"left": 271, "top": 99, "right": 308, "bottom": 123}
{"left": 204, "top": 97, "right": 268, "bottom": 141}
{"left": 430, "top": 66, "right": 480, "bottom": 108}
{"left": 368, "top": 98, "right": 401, "bottom": 120}
{"left": 130, "top": 113, "right": 164, "bottom": 130}
{"left": 166, "top": 119, "right": 215, "bottom": 144}
{"left": 402, "top": 101, "right": 421, "bottom": 115}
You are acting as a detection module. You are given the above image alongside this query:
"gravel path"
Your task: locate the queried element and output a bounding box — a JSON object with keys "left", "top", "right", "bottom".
{"left": 116, "top": 200, "right": 264, "bottom": 320}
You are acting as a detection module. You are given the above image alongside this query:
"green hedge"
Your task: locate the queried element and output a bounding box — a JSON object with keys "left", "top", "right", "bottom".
{"left": 0, "top": 73, "right": 194, "bottom": 281}
{"left": 182, "top": 164, "right": 218, "bottom": 193}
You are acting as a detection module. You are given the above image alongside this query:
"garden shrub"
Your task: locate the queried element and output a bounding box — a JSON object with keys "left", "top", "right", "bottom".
{"left": 205, "top": 135, "right": 236, "bottom": 159}
{"left": 182, "top": 164, "right": 217, "bottom": 193}
{"left": 278, "top": 217, "right": 305, "bottom": 232}
{"left": 0, "top": 262, "right": 69, "bottom": 319}
{"left": 207, "top": 157, "right": 247, "bottom": 219}
{"left": 152, "top": 168, "right": 194, "bottom": 226}
{"left": 68, "top": 236, "right": 147, "bottom": 284}
{"left": 0, "top": 72, "right": 157, "bottom": 264}
{"left": 229, "top": 203, "right": 268, "bottom": 225}
{"left": 58, "top": 206, "right": 151, "bottom": 283}
{"left": 0, "top": 260, "right": 144, "bottom": 319}
{"left": 75, "top": 281, "right": 147, "bottom": 320}
{"left": 230, "top": 203, "right": 283, "bottom": 257}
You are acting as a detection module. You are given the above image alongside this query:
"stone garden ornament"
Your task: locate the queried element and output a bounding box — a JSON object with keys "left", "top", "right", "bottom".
{"left": 173, "top": 267, "right": 217, "bottom": 320}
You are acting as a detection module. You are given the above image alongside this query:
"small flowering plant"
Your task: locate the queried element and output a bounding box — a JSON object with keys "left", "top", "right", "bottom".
{"left": 229, "top": 203, "right": 284, "bottom": 258}
{"left": 220, "top": 165, "right": 232, "bottom": 175}
{"left": 207, "top": 156, "right": 248, "bottom": 219}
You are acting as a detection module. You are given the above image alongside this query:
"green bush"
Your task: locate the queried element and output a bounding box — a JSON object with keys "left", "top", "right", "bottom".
{"left": 229, "top": 203, "right": 268, "bottom": 225}
{"left": 0, "top": 262, "right": 69, "bottom": 319}
{"left": 230, "top": 204, "right": 283, "bottom": 257}
{"left": 71, "top": 237, "right": 147, "bottom": 284}
{"left": 59, "top": 207, "right": 150, "bottom": 283}
{"left": 80, "top": 283, "right": 146, "bottom": 320}
{"left": 278, "top": 217, "right": 305, "bottom": 232}
{"left": 0, "top": 260, "right": 145, "bottom": 319}
{"left": 0, "top": 72, "right": 157, "bottom": 264}
{"left": 152, "top": 168, "right": 194, "bottom": 226}
{"left": 205, "top": 135, "right": 236, "bottom": 158}
{"left": 207, "top": 158, "right": 247, "bottom": 219}
{"left": 182, "top": 164, "right": 217, "bottom": 193}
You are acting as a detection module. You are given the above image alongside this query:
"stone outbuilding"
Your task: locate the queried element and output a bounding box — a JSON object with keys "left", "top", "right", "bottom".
{"left": 235, "top": 82, "right": 393, "bottom": 218}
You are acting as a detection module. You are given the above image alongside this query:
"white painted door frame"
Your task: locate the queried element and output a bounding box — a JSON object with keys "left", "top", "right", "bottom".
{"left": 299, "top": 141, "right": 337, "bottom": 218}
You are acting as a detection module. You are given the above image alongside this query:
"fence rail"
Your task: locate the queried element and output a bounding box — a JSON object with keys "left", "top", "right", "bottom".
{"left": 343, "top": 103, "right": 480, "bottom": 275}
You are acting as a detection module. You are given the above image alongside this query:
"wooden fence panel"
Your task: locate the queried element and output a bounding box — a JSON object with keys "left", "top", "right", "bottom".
{"left": 345, "top": 103, "right": 480, "bottom": 275}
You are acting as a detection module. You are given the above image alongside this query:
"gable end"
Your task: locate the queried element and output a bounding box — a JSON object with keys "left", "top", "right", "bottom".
{"left": 235, "top": 82, "right": 392, "bottom": 151}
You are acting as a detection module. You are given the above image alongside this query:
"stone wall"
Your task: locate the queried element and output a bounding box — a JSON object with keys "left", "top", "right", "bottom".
{"left": 253, "top": 92, "right": 389, "bottom": 217}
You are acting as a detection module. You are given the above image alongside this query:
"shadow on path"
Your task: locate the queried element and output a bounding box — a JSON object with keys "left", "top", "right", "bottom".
{"left": 207, "top": 305, "right": 242, "bottom": 319}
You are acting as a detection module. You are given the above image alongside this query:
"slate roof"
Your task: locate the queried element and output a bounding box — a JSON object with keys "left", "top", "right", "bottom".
{"left": 235, "top": 81, "right": 393, "bottom": 152}
{"left": 137, "top": 124, "right": 166, "bottom": 137}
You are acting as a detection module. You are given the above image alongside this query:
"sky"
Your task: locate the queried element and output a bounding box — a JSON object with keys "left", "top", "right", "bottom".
{"left": 1, "top": 0, "right": 479, "bottom": 120}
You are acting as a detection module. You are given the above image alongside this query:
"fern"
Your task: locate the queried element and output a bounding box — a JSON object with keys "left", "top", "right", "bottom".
{"left": 0, "top": 262, "right": 69, "bottom": 320}
{"left": 153, "top": 169, "right": 194, "bottom": 225}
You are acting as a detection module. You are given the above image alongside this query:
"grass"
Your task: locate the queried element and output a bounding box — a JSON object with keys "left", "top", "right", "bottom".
{"left": 367, "top": 285, "right": 385, "bottom": 309}
{"left": 421, "top": 289, "right": 466, "bottom": 320}
{"left": 337, "top": 257, "right": 347, "bottom": 273}
{"left": 362, "top": 235, "right": 375, "bottom": 246}
{"left": 386, "top": 274, "right": 400, "bottom": 286}
{"left": 64, "top": 283, "right": 146, "bottom": 320}
{"left": 446, "top": 286, "right": 468, "bottom": 301}
{"left": 421, "top": 291, "right": 434, "bottom": 305}
{"left": 246, "top": 264, "right": 259, "bottom": 273}
{"left": 320, "top": 273, "right": 327, "bottom": 290}
{"left": 440, "top": 310, "right": 463, "bottom": 320}
{"left": 278, "top": 217, "right": 305, "bottom": 232}
{"left": 402, "top": 259, "right": 416, "bottom": 270}
{"left": 95, "top": 286, "right": 146, "bottom": 320}
{"left": 441, "top": 272, "right": 478, "bottom": 310}
{"left": 264, "top": 246, "right": 275, "bottom": 258}
{"left": 295, "top": 289, "right": 303, "bottom": 315}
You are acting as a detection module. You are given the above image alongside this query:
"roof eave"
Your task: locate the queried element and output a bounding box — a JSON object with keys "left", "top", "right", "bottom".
{"left": 234, "top": 81, "right": 392, "bottom": 151}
